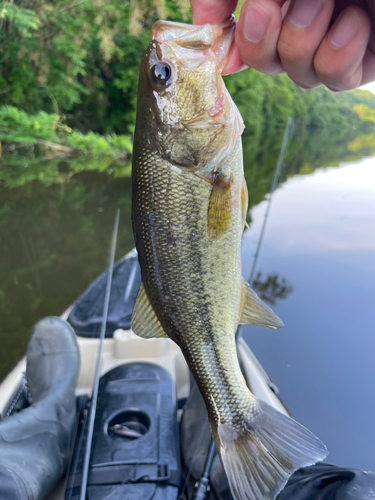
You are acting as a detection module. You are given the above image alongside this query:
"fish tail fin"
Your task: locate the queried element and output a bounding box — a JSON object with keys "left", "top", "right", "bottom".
{"left": 214, "top": 397, "right": 328, "bottom": 500}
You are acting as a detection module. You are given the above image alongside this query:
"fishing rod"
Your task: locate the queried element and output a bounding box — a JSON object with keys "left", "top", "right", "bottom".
{"left": 248, "top": 116, "right": 293, "bottom": 287}
{"left": 192, "top": 118, "right": 294, "bottom": 498}
{"left": 237, "top": 116, "right": 293, "bottom": 343}
{"left": 79, "top": 208, "right": 120, "bottom": 500}
{"left": 191, "top": 439, "right": 216, "bottom": 500}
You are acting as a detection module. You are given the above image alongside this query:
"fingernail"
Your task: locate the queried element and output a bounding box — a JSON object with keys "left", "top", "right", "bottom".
{"left": 289, "top": 0, "right": 325, "bottom": 29}
{"left": 330, "top": 9, "right": 361, "bottom": 49}
{"left": 243, "top": 4, "right": 270, "bottom": 44}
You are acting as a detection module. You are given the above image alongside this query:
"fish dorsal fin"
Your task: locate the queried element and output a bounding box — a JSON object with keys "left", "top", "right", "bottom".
{"left": 240, "top": 278, "right": 284, "bottom": 330}
{"left": 131, "top": 283, "right": 168, "bottom": 338}
{"left": 207, "top": 173, "right": 233, "bottom": 240}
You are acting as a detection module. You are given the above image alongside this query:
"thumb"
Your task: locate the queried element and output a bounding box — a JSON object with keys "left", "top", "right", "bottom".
{"left": 190, "top": 0, "right": 238, "bottom": 25}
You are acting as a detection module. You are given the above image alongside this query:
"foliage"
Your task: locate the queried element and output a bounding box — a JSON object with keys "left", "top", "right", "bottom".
{"left": 0, "top": 2, "right": 39, "bottom": 36}
{"left": 0, "top": 0, "right": 190, "bottom": 137}
{"left": 1, "top": 0, "right": 375, "bottom": 160}
{"left": 353, "top": 104, "right": 375, "bottom": 125}
{"left": 0, "top": 105, "right": 132, "bottom": 157}
{"left": 0, "top": 105, "right": 61, "bottom": 144}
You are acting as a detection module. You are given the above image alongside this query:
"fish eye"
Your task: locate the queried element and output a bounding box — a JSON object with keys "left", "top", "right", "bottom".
{"left": 150, "top": 62, "right": 172, "bottom": 87}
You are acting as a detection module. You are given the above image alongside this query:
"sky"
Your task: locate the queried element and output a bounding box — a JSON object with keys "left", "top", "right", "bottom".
{"left": 360, "top": 82, "right": 375, "bottom": 95}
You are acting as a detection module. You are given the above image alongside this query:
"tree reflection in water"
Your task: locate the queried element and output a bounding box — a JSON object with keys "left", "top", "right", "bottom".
{"left": 251, "top": 272, "right": 293, "bottom": 306}
{"left": 1, "top": 129, "right": 374, "bottom": 380}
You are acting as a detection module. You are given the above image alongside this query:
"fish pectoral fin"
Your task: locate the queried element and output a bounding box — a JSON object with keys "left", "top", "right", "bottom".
{"left": 131, "top": 283, "right": 168, "bottom": 339}
{"left": 240, "top": 278, "right": 284, "bottom": 329}
{"left": 241, "top": 177, "right": 248, "bottom": 230}
{"left": 207, "top": 174, "right": 233, "bottom": 240}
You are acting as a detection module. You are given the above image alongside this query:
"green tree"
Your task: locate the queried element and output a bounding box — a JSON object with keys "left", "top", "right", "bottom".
{"left": 0, "top": 0, "right": 190, "bottom": 134}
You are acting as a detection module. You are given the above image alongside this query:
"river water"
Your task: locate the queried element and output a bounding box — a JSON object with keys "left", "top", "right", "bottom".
{"left": 0, "top": 131, "right": 374, "bottom": 471}
{"left": 241, "top": 157, "right": 375, "bottom": 471}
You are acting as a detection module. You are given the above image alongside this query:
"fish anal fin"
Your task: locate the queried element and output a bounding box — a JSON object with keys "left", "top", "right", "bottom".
{"left": 240, "top": 278, "right": 284, "bottom": 329}
{"left": 241, "top": 177, "right": 248, "bottom": 230}
{"left": 207, "top": 173, "right": 233, "bottom": 240}
{"left": 131, "top": 283, "right": 168, "bottom": 339}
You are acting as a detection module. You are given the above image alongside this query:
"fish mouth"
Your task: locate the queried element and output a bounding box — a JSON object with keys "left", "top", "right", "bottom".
{"left": 148, "top": 18, "right": 244, "bottom": 167}
{"left": 151, "top": 18, "right": 236, "bottom": 73}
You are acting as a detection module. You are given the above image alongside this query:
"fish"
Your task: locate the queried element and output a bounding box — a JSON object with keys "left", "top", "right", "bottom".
{"left": 131, "top": 17, "right": 328, "bottom": 500}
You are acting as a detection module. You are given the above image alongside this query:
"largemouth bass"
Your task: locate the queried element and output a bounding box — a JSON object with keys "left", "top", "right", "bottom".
{"left": 131, "top": 18, "right": 328, "bottom": 500}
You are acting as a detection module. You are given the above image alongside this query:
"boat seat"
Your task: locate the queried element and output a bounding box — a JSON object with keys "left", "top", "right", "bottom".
{"left": 65, "top": 362, "right": 181, "bottom": 500}
{"left": 67, "top": 254, "right": 141, "bottom": 338}
{"left": 0, "top": 317, "right": 80, "bottom": 500}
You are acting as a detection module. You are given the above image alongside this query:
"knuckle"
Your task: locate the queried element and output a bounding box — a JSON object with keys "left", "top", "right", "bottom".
{"left": 320, "top": 71, "right": 361, "bottom": 91}
{"left": 323, "top": 79, "right": 360, "bottom": 92}
{"left": 314, "top": 57, "right": 362, "bottom": 91}
{"left": 290, "top": 78, "right": 321, "bottom": 90}
{"left": 314, "top": 57, "right": 343, "bottom": 80}
{"left": 277, "top": 36, "right": 309, "bottom": 65}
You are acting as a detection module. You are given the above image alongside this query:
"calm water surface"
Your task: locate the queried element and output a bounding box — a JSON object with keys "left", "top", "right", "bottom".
{"left": 242, "top": 158, "right": 375, "bottom": 471}
{"left": 0, "top": 139, "right": 374, "bottom": 472}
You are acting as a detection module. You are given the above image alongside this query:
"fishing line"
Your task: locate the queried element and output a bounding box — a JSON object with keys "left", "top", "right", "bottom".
{"left": 79, "top": 208, "right": 120, "bottom": 500}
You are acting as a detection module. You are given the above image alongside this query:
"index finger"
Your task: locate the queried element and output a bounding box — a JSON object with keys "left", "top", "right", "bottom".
{"left": 190, "top": 0, "right": 238, "bottom": 25}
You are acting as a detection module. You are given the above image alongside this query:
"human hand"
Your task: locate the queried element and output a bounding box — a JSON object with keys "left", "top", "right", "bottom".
{"left": 190, "top": 0, "right": 375, "bottom": 91}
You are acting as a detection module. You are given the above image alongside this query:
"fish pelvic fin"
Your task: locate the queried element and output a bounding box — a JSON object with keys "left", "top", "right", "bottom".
{"left": 131, "top": 283, "right": 168, "bottom": 339}
{"left": 240, "top": 278, "right": 284, "bottom": 330}
{"left": 214, "top": 398, "right": 328, "bottom": 500}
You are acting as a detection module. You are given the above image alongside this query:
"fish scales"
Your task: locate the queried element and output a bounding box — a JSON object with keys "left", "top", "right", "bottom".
{"left": 131, "top": 18, "right": 328, "bottom": 500}
{"left": 133, "top": 136, "right": 251, "bottom": 426}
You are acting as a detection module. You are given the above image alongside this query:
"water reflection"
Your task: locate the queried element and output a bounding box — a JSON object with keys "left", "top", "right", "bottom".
{"left": 0, "top": 153, "right": 131, "bottom": 188}
{"left": 252, "top": 272, "right": 293, "bottom": 306}
{"left": 0, "top": 171, "right": 134, "bottom": 379}
{"left": 347, "top": 132, "right": 375, "bottom": 155}
{"left": 0, "top": 129, "right": 374, "bottom": 382}
{"left": 1, "top": 129, "right": 375, "bottom": 478}
{"left": 241, "top": 157, "right": 375, "bottom": 471}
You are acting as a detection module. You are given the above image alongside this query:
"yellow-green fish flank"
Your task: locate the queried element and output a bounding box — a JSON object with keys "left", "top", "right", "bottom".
{"left": 131, "top": 18, "right": 328, "bottom": 500}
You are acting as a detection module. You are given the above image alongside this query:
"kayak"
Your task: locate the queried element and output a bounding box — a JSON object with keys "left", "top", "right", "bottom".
{"left": 0, "top": 249, "right": 373, "bottom": 500}
{"left": 0, "top": 249, "right": 287, "bottom": 500}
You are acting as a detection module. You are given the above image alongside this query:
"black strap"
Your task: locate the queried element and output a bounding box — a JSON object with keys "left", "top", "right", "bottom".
{"left": 67, "top": 463, "right": 183, "bottom": 490}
